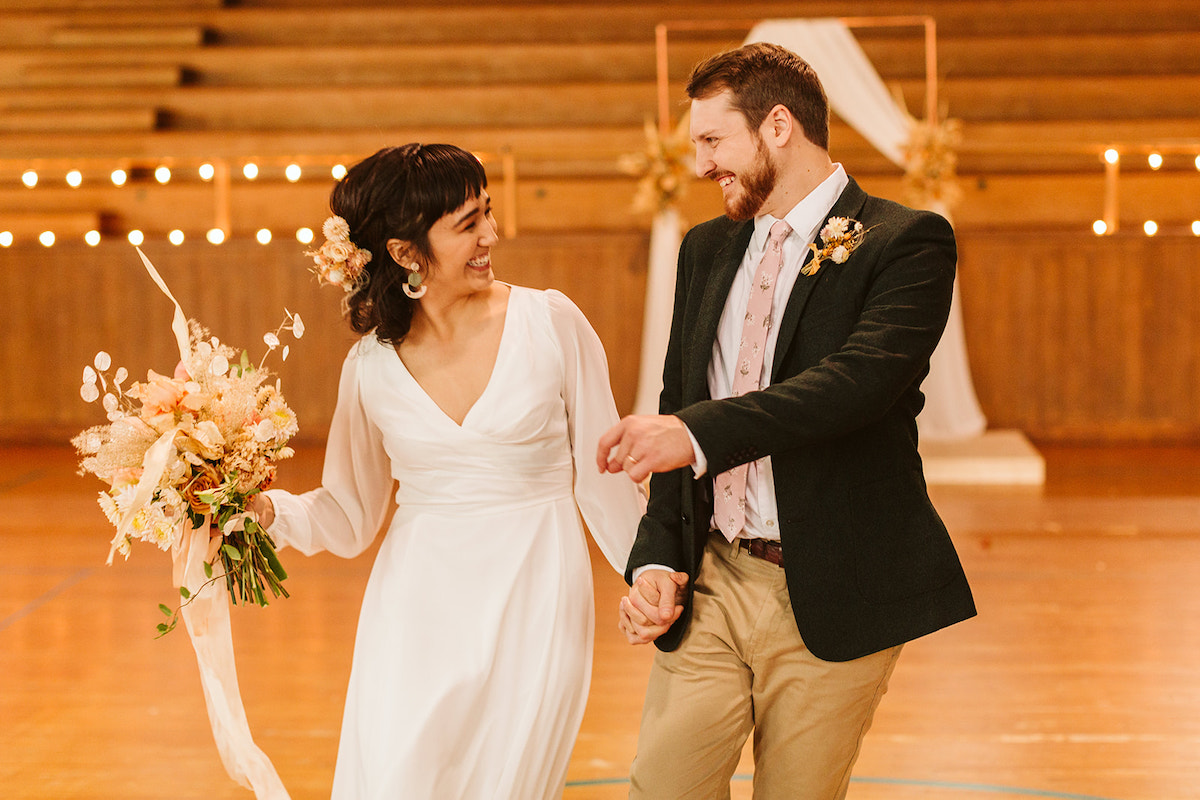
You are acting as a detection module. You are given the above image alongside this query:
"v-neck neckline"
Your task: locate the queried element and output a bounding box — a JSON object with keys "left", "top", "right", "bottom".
{"left": 392, "top": 285, "right": 517, "bottom": 429}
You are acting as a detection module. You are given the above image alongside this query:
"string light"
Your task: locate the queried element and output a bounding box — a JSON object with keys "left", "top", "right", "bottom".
{"left": 1092, "top": 220, "right": 1108, "bottom": 236}
{"left": 1143, "top": 220, "right": 1158, "bottom": 236}
{"left": 1104, "top": 149, "right": 1120, "bottom": 164}
{"left": 0, "top": 152, "right": 504, "bottom": 247}
{"left": 1148, "top": 153, "right": 1163, "bottom": 170}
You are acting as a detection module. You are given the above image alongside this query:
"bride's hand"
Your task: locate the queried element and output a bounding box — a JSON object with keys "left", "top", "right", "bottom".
{"left": 248, "top": 493, "right": 275, "bottom": 529}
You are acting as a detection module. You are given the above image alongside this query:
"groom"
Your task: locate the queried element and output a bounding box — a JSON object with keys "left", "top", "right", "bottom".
{"left": 597, "top": 42, "right": 976, "bottom": 798}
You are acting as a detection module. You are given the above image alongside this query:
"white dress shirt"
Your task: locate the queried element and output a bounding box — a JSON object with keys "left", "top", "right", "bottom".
{"left": 689, "top": 164, "right": 849, "bottom": 541}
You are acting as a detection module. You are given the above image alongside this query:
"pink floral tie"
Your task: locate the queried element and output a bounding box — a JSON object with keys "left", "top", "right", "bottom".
{"left": 714, "top": 219, "right": 791, "bottom": 541}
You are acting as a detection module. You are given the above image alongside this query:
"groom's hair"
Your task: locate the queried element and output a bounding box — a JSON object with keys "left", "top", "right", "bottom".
{"left": 687, "top": 42, "right": 830, "bottom": 151}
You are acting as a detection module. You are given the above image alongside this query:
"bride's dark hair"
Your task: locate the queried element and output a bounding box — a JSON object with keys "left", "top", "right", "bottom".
{"left": 330, "top": 143, "right": 488, "bottom": 345}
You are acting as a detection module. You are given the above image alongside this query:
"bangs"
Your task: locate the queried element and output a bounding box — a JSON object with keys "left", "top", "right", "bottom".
{"left": 405, "top": 144, "right": 489, "bottom": 224}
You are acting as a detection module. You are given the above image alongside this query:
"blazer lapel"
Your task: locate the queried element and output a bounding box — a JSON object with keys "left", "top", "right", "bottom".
{"left": 771, "top": 178, "right": 869, "bottom": 382}
{"left": 686, "top": 220, "right": 754, "bottom": 402}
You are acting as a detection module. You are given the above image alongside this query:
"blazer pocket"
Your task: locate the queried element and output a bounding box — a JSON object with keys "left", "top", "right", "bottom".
{"left": 848, "top": 477, "right": 960, "bottom": 603}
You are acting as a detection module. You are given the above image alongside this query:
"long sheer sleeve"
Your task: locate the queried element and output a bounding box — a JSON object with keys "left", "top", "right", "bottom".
{"left": 264, "top": 340, "right": 393, "bottom": 558}
{"left": 546, "top": 290, "right": 643, "bottom": 575}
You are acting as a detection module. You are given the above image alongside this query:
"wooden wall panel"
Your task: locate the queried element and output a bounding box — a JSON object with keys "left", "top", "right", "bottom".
{"left": 0, "top": 234, "right": 649, "bottom": 447}
{"left": 958, "top": 233, "right": 1200, "bottom": 442}
{"left": 3, "top": 231, "right": 1200, "bottom": 446}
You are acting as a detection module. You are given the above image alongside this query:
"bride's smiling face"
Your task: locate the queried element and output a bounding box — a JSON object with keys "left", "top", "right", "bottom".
{"left": 423, "top": 191, "right": 499, "bottom": 295}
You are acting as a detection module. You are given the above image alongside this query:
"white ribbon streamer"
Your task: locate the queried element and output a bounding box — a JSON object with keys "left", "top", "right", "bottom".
{"left": 125, "top": 248, "right": 291, "bottom": 799}
{"left": 175, "top": 523, "right": 290, "bottom": 799}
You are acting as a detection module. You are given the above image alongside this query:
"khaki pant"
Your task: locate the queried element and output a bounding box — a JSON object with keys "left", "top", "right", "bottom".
{"left": 629, "top": 536, "right": 901, "bottom": 800}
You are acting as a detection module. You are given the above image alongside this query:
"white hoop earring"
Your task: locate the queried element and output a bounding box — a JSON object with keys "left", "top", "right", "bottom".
{"left": 402, "top": 263, "right": 426, "bottom": 299}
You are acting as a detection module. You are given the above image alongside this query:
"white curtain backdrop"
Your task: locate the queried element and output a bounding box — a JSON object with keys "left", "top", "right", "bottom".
{"left": 633, "top": 18, "right": 987, "bottom": 440}
{"left": 632, "top": 206, "right": 683, "bottom": 415}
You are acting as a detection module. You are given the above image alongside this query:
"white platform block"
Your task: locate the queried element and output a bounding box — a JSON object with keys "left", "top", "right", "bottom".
{"left": 919, "top": 429, "right": 1045, "bottom": 486}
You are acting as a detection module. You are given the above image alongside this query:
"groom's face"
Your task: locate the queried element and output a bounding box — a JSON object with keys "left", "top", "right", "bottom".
{"left": 690, "top": 90, "right": 778, "bottom": 221}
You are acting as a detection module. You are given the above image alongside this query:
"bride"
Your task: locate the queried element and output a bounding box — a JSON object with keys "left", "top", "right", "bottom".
{"left": 251, "top": 143, "right": 642, "bottom": 798}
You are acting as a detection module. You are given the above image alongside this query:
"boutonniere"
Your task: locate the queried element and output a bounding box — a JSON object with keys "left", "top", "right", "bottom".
{"left": 802, "top": 216, "right": 870, "bottom": 276}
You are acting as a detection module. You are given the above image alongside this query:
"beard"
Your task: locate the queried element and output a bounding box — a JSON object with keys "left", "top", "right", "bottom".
{"left": 723, "top": 134, "right": 777, "bottom": 221}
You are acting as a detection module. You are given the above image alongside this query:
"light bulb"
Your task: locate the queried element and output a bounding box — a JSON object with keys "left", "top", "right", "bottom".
{"left": 207, "top": 228, "right": 226, "bottom": 245}
{"left": 21, "top": 170, "right": 38, "bottom": 188}
{"left": 1148, "top": 153, "right": 1163, "bottom": 170}
{"left": 332, "top": 164, "right": 347, "bottom": 180}
{"left": 296, "top": 227, "right": 314, "bottom": 244}
{"left": 199, "top": 163, "right": 215, "bottom": 181}
{"left": 285, "top": 164, "right": 302, "bottom": 182}
{"left": 1104, "top": 149, "right": 1119, "bottom": 164}
{"left": 256, "top": 228, "right": 272, "bottom": 245}
{"left": 155, "top": 166, "right": 172, "bottom": 184}
{"left": 1143, "top": 220, "right": 1158, "bottom": 236}
{"left": 242, "top": 163, "right": 259, "bottom": 180}
{"left": 111, "top": 169, "right": 128, "bottom": 186}
{"left": 39, "top": 231, "right": 55, "bottom": 247}
{"left": 0, "top": 231, "right": 14, "bottom": 247}
{"left": 169, "top": 229, "right": 185, "bottom": 245}
{"left": 1092, "top": 220, "right": 1108, "bottom": 236}
{"left": 127, "top": 230, "right": 144, "bottom": 246}
{"left": 84, "top": 230, "right": 101, "bottom": 246}
{"left": 66, "top": 170, "right": 83, "bottom": 187}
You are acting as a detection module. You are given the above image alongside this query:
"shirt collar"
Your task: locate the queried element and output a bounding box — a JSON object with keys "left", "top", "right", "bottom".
{"left": 751, "top": 163, "right": 849, "bottom": 250}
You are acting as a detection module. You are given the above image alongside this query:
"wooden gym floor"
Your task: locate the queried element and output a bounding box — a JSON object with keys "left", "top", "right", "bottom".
{"left": 2, "top": 443, "right": 1198, "bottom": 799}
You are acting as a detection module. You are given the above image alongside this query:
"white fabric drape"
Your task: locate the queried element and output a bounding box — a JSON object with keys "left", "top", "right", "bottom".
{"left": 633, "top": 207, "right": 683, "bottom": 414}
{"left": 633, "top": 19, "right": 987, "bottom": 439}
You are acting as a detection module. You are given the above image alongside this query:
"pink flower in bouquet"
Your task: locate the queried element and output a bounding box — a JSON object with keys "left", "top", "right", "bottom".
{"left": 129, "top": 370, "right": 205, "bottom": 424}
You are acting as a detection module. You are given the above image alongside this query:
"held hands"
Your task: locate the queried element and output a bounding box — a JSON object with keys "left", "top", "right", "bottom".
{"left": 617, "top": 569, "right": 689, "bottom": 645}
{"left": 596, "top": 414, "right": 694, "bottom": 483}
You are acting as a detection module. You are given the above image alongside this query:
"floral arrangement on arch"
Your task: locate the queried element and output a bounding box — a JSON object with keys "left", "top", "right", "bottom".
{"left": 618, "top": 112, "right": 694, "bottom": 215}
{"left": 903, "top": 115, "right": 963, "bottom": 212}
{"left": 72, "top": 265, "right": 304, "bottom": 636}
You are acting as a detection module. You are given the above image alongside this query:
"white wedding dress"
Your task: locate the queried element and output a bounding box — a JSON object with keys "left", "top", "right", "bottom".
{"left": 265, "top": 286, "right": 641, "bottom": 799}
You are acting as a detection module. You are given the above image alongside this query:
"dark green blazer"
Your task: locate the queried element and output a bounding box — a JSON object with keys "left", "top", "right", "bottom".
{"left": 626, "top": 177, "right": 977, "bottom": 662}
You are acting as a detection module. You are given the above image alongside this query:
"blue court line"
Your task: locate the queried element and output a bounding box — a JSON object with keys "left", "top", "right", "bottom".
{"left": 0, "top": 567, "right": 94, "bottom": 632}
{"left": 565, "top": 775, "right": 1121, "bottom": 800}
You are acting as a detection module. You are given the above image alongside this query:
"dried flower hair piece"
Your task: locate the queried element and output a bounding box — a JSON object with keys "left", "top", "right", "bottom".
{"left": 306, "top": 215, "right": 372, "bottom": 292}
{"left": 802, "top": 216, "right": 871, "bottom": 276}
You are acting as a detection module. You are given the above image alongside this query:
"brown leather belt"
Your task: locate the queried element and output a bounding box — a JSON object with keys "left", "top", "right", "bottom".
{"left": 738, "top": 537, "right": 784, "bottom": 566}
